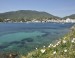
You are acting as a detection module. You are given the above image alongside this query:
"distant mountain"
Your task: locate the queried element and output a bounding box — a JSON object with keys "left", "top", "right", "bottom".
{"left": 0, "top": 10, "right": 60, "bottom": 22}
{"left": 64, "top": 14, "right": 75, "bottom": 19}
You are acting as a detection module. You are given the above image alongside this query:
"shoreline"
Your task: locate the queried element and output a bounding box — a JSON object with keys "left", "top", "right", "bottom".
{"left": 0, "top": 21, "right": 75, "bottom": 24}
{"left": 0, "top": 25, "right": 75, "bottom": 56}
{"left": 24, "top": 24, "right": 75, "bottom": 58}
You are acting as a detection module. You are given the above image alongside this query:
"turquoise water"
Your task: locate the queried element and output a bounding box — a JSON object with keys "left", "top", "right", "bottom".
{"left": 0, "top": 31, "right": 45, "bottom": 43}
{"left": 0, "top": 23, "right": 74, "bottom": 54}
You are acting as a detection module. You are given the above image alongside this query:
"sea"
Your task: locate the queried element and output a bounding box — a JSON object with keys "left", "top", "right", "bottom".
{"left": 0, "top": 22, "right": 74, "bottom": 54}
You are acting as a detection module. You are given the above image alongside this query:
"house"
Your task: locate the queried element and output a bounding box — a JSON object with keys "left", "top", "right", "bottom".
{"left": 65, "top": 18, "right": 71, "bottom": 23}
{"left": 65, "top": 18, "right": 75, "bottom": 23}
{"left": 4, "top": 19, "right": 12, "bottom": 22}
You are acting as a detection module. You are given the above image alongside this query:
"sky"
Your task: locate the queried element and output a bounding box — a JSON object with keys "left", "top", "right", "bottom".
{"left": 0, "top": 0, "right": 75, "bottom": 17}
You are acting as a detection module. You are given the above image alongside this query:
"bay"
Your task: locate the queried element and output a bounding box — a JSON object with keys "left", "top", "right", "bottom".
{"left": 0, "top": 22, "right": 74, "bottom": 54}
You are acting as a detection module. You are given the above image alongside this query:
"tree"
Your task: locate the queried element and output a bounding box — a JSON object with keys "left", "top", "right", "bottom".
{"left": 0, "top": 18, "right": 3, "bottom": 22}
{"left": 21, "top": 18, "right": 25, "bottom": 22}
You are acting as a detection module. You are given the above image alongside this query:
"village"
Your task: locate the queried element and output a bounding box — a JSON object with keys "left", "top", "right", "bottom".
{"left": 3, "top": 18, "right": 75, "bottom": 23}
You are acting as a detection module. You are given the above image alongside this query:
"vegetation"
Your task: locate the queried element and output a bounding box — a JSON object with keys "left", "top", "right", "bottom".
{"left": 0, "top": 10, "right": 60, "bottom": 22}
{"left": 0, "top": 10, "right": 75, "bottom": 22}
{"left": 64, "top": 14, "right": 75, "bottom": 19}
{"left": 0, "top": 18, "right": 3, "bottom": 22}
{"left": 20, "top": 26, "right": 75, "bottom": 58}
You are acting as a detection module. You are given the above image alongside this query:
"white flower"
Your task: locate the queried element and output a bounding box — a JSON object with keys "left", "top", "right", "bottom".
{"left": 71, "top": 40, "right": 74, "bottom": 43}
{"left": 49, "top": 44, "right": 53, "bottom": 46}
{"left": 50, "top": 44, "right": 53, "bottom": 46}
{"left": 63, "top": 40, "right": 67, "bottom": 43}
{"left": 64, "top": 49, "right": 67, "bottom": 52}
{"left": 40, "top": 49, "right": 46, "bottom": 53}
{"left": 48, "top": 44, "right": 53, "bottom": 48}
{"left": 73, "top": 38, "right": 75, "bottom": 40}
{"left": 53, "top": 51, "right": 56, "bottom": 54}
{"left": 56, "top": 41, "right": 61, "bottom": 46}
{"left": 57, "top": 41, "right": 61, "bottom": 44}
{"left": 53, "top": 45, "right": 56, "bottom": 48}
{"left": 48, "top": 45, "right": 50, "bottom": 48}
{"left": 43, "top": 46, "right": 45, "bottom": 48}
{"left": 71, "top": 40, "right": 75, "bottom": 43}
{"left": 71, "top": 38, "right": 75, "bottom": 43}
{"left": 56, "top": 43, "right": 59, "bottom": 46}
{"left": 36, "top": 48, "right": 37, "bottom": 50}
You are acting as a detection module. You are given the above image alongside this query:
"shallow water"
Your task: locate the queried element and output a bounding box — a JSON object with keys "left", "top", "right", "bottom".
{"left": 0, "top": 23, "right": 74, "bottom": 54}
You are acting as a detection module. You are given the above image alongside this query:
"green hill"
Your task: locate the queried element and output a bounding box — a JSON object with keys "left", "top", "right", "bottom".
{"left": 64, "top": 14, "right": 75, "bottom": 19}
{"left": 0, "top": 10, "right": 60, "bottom": 22}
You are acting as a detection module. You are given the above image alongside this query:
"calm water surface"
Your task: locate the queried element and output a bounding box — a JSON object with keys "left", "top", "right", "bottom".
{"left": 0, "top": 23, "right": 74, "bottom": 54}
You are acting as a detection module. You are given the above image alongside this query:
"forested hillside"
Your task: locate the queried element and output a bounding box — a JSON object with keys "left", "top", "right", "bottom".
{"left": 0, "top": 10, "right": 59, "bottom": 22}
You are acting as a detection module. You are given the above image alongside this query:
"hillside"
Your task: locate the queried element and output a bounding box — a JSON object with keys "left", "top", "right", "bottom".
{"left": 0, "top": 10, "right": 60, "bottom": 22}
{"left": 64, "top": 14, "right": 75, "bottom": 19}
{"left": 21, "top": 25, "right": 75, "bottom": 58}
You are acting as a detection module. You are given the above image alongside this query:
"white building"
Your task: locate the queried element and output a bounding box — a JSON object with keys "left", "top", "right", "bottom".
{"left": 65, "top": 18, "right": 71, "bottom": 23}
{"left": 65, "top": 18, "right": 75, "bottom": 23}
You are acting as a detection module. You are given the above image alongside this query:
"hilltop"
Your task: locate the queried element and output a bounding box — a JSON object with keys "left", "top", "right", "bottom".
{"left": 0, "top": 10, "right": 75, "bottom": 22}
{"left": 63, "top": 14, "right": 75, "bottom": 19}
{"left": 0, "top": 10, "right": 60, "bottom": 22}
